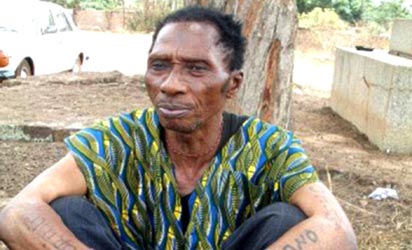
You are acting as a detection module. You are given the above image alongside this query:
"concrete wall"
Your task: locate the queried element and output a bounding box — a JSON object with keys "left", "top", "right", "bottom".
{"left": 74, "top": 10, "right": 134, "bottom": 32}
{"left": 390, "top": 19, "right": 412, "bottom": 58}
{"left": 331, "top": 47, "right": 412, "bottom": 153}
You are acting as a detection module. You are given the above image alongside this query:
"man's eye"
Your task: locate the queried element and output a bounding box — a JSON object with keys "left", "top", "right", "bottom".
{"left": 187, "top": 64, "right": 208, "bottom": 72}
{"left": 151, "top": 61, "right": 169, "bottom": 71}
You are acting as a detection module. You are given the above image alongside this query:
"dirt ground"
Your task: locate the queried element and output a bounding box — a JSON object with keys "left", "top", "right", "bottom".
{"left": 1, "top": 72, "right": 411, "bottom": 249}
{"left": 1, "top": 30, "right": 412, "bottom": 249}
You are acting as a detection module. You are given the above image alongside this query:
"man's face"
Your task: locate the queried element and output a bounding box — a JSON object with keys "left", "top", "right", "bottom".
{"left": 145, "top": 22, "right": 240, "bottom": 133}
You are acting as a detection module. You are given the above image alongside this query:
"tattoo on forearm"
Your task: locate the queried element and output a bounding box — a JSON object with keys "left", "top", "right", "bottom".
{"left": 309, "top": 186, "right": 357, "bottom": 248}
{"left": 308, "top": 185, "right": 340, "bottom": 229}
{"left": 282, "top": 230, "right": 318, "bottom": 250}
{"left": 23, "top": 214, "right": 77, "bottom": 250}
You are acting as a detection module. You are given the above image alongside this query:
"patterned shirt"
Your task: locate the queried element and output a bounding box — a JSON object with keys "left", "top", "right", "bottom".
{"left": 65, "top": 108, "right": 318, "bottom": 250}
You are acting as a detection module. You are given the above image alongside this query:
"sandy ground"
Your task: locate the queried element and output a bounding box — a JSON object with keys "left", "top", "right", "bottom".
{"left": 0, "top": 31, "right": 411, "bottom": 249}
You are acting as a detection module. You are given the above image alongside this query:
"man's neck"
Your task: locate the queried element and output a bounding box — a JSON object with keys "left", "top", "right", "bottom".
{"left": 165, "top": 114, "right": 223, "bottom": 195}
{"left": 166, "top": 115, "right": 222, "bottom": 162}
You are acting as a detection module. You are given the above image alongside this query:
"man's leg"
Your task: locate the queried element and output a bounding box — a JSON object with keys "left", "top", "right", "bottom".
{"left": 221, "top": 202, "right": 307, "bottom": 250}
{"left": 50, "top": 196, "right": 126, "bottom": 250}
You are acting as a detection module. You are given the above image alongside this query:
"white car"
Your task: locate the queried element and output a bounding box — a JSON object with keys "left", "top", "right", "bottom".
{"left": 0, "top": 0, "right": 86, "bottom": 79}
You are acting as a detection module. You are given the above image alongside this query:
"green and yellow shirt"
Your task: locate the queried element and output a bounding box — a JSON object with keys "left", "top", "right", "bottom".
{"left": 65, "top": 108, "right": 318, "bottom": 250}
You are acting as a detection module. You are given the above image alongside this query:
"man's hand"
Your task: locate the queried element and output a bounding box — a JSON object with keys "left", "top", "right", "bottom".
{"left": 267, "top": 182, "right": 357, "bottom": 250}
{"left": 0, "top": 153, "right": 91, "bottom": 250}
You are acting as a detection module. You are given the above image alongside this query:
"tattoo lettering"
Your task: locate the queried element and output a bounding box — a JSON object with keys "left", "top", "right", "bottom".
{"left": 282, "top": 230, "right": 318, "bottom": 250}
{"left": 26, "top": 215, "right": 45, "bottom": 231}
{"left": 305, "top": 230, "right": 318, "bottom": 242}
{"left": 308, "top": 185, "right": 340, "bottom": 229}
{"left": 24, "top": 214, "right": 77, "bottom": 250}
{"left": 309, "top": 185, "right": 357, "bottom": 249}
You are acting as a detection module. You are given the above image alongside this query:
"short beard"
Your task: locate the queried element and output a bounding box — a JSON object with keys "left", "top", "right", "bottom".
{"left": 160, "top": 118, "right": 202, "bottom": 134}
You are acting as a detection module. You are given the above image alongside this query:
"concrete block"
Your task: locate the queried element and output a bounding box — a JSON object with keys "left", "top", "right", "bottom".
{"left": 350, "top": 53, "right": 369, "bottom": 131}
{"left": 390, "top": 19, "right": 412, "bottom": 57}
{"left": 331, "top": 48, "right": 368, "bottom": 131}
{"left": 366, "top": 87, "right": 390, "bottom": 146}
{"left": 384, "top": 89, "right": 412, "bottom": 153}
{"left": 331, "top": 47, "right": 412, "bottom": 153}
{"left": 363, "top": 59, "right": 394, "bottom": 89}
{"left": 378, "top": 62, "right": 395, "bottom": 89}
{"left": 0, "top": 123, "right": 80, "bottom": 142}
{"left": 331, "top": 49, "right": 367, "bottom": 127}
{"left": 331, "top": 50, "right": 350, "bottom": 123}
{"left": 331, "top": 54, "right": 346, "bottom": 107}
{"left": 392, "top": 66, "right": 412, "bottom": 90}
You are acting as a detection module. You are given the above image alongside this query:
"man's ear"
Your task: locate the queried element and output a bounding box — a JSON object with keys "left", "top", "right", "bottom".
{"left": 225, "top": 71, "right": 243, "bottom": 99}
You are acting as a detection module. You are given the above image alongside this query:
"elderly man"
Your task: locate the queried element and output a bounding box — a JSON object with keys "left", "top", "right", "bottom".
{"left": 0, "top": 6, "right": 357, "bottom": 250}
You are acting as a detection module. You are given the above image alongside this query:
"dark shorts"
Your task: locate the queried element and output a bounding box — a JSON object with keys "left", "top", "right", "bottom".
{"left": 51, "top": 196, "right": 306, "bottom": 250}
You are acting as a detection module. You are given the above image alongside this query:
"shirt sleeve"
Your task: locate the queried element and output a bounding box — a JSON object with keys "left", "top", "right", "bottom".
{"left": 63, "top": 115, "right": 136, "bottom": 204}
{"left": 271, "top": 131, "right": 319, "bottom": 202}
{"left": 64, "top": 120, "right": 116, "bottom": 198}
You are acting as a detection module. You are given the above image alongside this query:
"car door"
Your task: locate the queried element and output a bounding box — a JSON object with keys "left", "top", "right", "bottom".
{"left": 52, "top": 8, "right": 77, "bottom": 72}
{"left": 33, "top": 5, "right": 62, "bottom": 75}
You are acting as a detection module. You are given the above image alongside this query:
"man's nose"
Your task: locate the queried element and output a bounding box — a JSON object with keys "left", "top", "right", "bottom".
{"left": 160, "top": 68, "right": 187, "bottom": 95}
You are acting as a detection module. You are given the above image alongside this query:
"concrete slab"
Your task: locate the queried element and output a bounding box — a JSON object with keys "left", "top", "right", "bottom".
{"left": 390, "top": 19, "right": 412, "bottom": 58}
{"left": 331, "top": 47, "right": 412, "bottom": 153}
{"left": 341, "top": 47, "right": 412, "bottom": 67}
{"left": 392, "top": 66, "right": 412, "bottom": 90}
{"left": 366, "top": 87, "right": 389, "bottom": 146}
{"left": 0, "top": 122, "right": 80, "bottom": 142}
{"left": 363, "top": 58, "right": 393, "bottom": 89}
{"left": 384, "top": 89, "right": 412, "bottom": 152}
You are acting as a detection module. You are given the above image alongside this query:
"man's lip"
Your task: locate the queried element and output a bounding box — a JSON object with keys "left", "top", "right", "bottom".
{"left": 157, "top": 103, "right": 191, "bottom": 110}
{"left": 157, "top": 103, "right": 192, "bottom": 118}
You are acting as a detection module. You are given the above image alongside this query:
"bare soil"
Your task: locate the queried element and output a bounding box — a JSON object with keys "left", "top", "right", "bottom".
{"left": 0, "top": 72, "right": 411, "bottom": 249}
{"left": 0, "top": 72, "right": 149, "bottom": 126}
{"left": 291, "top": 94, "right": 412, "bottom": 250}
{"left": 1, "top": 28, "right": 411, "bottom": 249}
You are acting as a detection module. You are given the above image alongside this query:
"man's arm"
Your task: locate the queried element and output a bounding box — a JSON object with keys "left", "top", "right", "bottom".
{"left": 0, "top": 153, "right": 91, "bottom": 250}
{"left": 268, "top": 182, "right": 357, "bottom": 250}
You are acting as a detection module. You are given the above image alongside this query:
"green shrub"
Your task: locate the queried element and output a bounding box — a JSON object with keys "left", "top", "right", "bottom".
{"left": 127, "top": 1, "right": 183, "bottom": 32}
{"left": 298, "top": 7, "right": 348, "bottom": 29}
{"left": 363, "top": 21, "right": 389, "bottom": 35}
{"left": 127, "top": 8, "right": 169, "bottom": 32}
{"left": 363, "top": 0, "right": 412, "bottom": 31}
{"left": 332, "top": 0, "right": 363, "bottom": 23}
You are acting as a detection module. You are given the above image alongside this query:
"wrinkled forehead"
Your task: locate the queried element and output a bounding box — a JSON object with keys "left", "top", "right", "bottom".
{"left": 152, "top": 21, "right": 222, "bottom": 51}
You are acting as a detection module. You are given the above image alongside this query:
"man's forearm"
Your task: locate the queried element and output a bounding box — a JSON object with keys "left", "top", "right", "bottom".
{"left": 0, "top": 198, "right": 90, "bottom": 250}
{"left": 267, "top": 182, "right": 358, "bottom": 250}
{"left": 266, "top": 215, "right": 357, "bottom": 250}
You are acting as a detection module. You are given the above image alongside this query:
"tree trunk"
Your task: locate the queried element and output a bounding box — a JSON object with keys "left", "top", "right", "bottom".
{"left": 185, "top": 0, "right": 297, "bottom": 128}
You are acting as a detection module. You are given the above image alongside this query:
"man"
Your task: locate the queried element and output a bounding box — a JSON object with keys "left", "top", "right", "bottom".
{"left": 0, "top": 6, "right": 357, "bottom": 250}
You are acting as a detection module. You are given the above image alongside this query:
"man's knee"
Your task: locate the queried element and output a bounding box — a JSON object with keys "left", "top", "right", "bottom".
{"left": 50, "top": 196, "right": 125, "bottom": 250}
{"left": 222, "top": 202, "right": 307, "bottom": 250}
{"left": 50, "top": 196, "right": 93, "bottom": 221}
{"left": 50, "top": 195, "right": 108, "bottom": 231}
{"left": 50, "top": 195, "right": 89, "bottom": 210}
{"left": 259, "top": 202, "right": 307, "bottom": 229}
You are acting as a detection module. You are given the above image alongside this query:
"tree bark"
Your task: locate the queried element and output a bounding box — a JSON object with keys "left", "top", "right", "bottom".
{"left": 185, "top": 0, "right": 297, "bottom": 128}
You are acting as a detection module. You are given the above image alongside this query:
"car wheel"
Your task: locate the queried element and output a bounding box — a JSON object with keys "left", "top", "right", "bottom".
{"left": 71, "top": 56, "right": 82, "bottom": 74}
{"left": 15, "top": 60, "right": 32, "bottom": 78}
